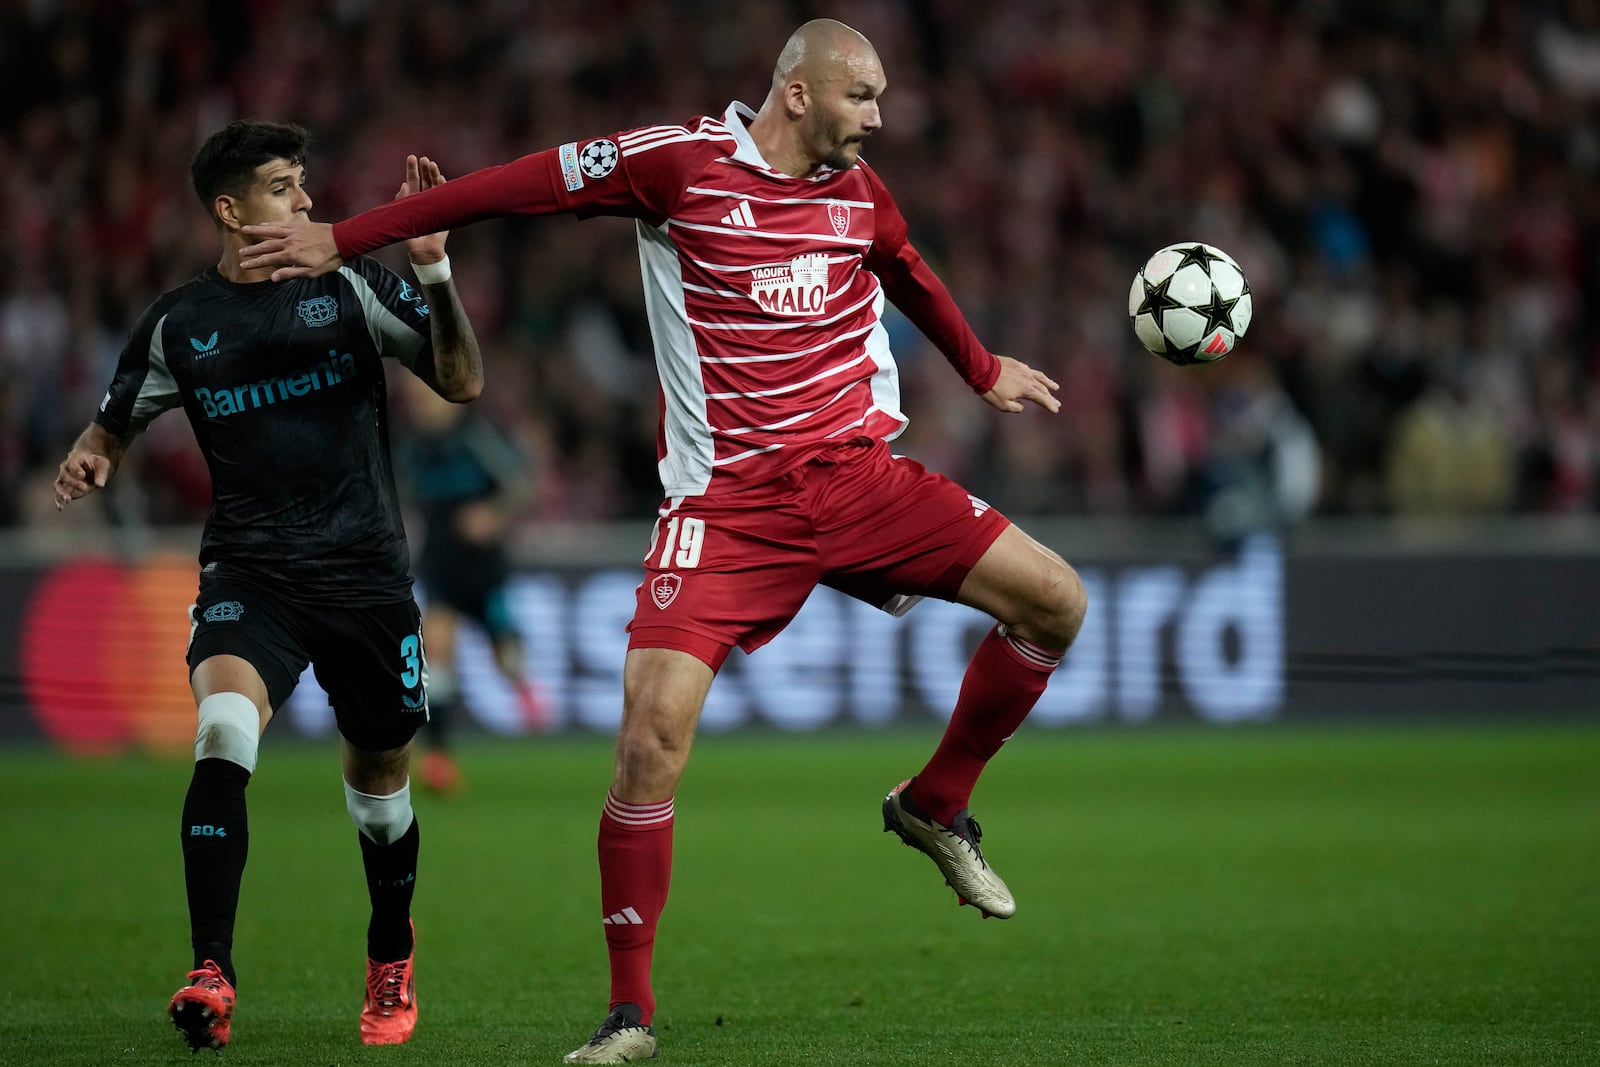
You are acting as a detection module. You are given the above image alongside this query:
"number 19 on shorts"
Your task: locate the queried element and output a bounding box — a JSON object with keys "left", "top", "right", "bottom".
{"left": 655, "top": 515, "right": 705, "bottom": 569}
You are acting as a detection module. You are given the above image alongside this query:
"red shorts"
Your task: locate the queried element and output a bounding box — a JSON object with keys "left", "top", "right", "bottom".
{"left": 627, "top": 438, "right": 1011, "bottom": 670}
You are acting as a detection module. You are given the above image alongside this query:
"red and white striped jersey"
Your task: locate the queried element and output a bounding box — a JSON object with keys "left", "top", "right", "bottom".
{"left": 334, "top": 101, "right": 1000, "bottom": 498}
{"left": 558, "top": 103, "right": 918, "bottom": 496}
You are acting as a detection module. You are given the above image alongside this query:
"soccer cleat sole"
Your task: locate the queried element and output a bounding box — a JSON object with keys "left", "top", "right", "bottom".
{"left": 169, "top": 998, "right": 229, "bottom": 1051}
{"left": 562, "top": 1029, "right": 658, "bottom": 1063}
{"left": 882, "top": 782, "right": 1016, "bottom": 919}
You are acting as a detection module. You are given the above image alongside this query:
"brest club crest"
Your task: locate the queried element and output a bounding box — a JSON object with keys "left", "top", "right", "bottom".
{"left": 829, "top": 202, "right": 849, "bottom": 238}
{"left": 651, "top": 573, "right": 682, "bottom": 609}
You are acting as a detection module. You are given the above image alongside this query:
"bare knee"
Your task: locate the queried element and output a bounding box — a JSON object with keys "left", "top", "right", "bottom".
{"left": 612, "top": 647, "right": 712, "bottom": 801}
{"left": 613, "top": 707, "right": 695, "bottom": 800}
{"left": 1013, "top": 561, "right": 1087, "bottom": 650}
{"left": 343, "top": 741, "right": 411, "bottom": 795}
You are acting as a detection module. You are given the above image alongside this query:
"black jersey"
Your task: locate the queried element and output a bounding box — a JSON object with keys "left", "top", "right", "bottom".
{"left": 396, "top": 412, "right": 525, "bottom": 579}
{"left": 96, "top": 258, "right": 435, "bottom": 603}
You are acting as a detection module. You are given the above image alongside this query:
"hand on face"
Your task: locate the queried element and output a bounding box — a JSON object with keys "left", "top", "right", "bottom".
{"left": 239, "top": 222, "right": 341, "bottom": 281}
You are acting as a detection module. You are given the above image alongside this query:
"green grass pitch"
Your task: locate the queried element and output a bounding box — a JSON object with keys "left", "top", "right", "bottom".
{"left": 0, "top": 725, "right": 1595, "bottom": 1065}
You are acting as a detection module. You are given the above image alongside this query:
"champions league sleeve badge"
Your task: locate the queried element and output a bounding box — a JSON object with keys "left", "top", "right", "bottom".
{"left": 579, "top": 139, "right": 619, "bottom": 179}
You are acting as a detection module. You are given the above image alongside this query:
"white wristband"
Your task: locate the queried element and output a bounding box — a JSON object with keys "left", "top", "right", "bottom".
{"left": 410, "top": 255, "right": 451, "bottom": 285}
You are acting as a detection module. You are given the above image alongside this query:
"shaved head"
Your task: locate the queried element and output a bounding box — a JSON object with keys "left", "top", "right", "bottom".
{"left": 751, "top": 19, "right": 886, "bottom": 177}
{"left": 772, "top": 19, "right": 879, "bottom": 90}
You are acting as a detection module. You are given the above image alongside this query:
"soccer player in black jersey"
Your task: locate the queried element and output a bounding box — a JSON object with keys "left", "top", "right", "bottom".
{"left": 393, "top": 373, "right": 548, "bottom": 795}
{"left": 52, "top": 120, "right": 484, "bottom": 1051}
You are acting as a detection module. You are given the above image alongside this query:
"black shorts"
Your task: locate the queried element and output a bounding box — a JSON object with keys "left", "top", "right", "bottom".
{"left": 419, "top": 552, "right": 517, "bottom": 640}
{"left": 187, "top": 573, "right": 428, "bottom": 751}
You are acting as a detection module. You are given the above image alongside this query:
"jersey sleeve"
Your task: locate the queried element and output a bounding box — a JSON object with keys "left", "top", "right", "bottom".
{"left": 332, "top": 120, "right": 711, "bottom": 257}
{"left": 94, "top": 296, "right": 185, "bottom": 438}
{"left": 549, "top": 124, "right": 707, "bottom": 223}
{"left": 338, "top": 257, "right": 431, "bottom": 370}
{"left": 858, "top": 163, "right": 1002, "bottom": 394}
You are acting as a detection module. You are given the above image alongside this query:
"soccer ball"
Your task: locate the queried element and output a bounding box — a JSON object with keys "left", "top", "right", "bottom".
{"left": 1128, "top": 242, "right": 1252, "bottom": 365}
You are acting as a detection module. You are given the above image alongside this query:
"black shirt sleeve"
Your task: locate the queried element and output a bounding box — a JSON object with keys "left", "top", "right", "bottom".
{"left": 95, "top": 291, "right": 186, "bottom": 438}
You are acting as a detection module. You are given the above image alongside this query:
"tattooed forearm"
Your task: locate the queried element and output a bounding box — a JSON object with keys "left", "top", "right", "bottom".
{"left": 422, "top": 279, "right": 484, "bottom": 402}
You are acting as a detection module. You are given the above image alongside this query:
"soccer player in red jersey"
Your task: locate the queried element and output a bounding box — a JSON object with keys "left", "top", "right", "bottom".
{"left": 242, "top": 19, "right": 1088, "bottom": 1063}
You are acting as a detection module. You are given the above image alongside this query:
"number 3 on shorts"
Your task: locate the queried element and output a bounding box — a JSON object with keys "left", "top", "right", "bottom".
{"left": 399, "top": 633, "right": 421, "bottom": 688}
{"left": 656, "top": 515, "right": 706, "bottom": 569}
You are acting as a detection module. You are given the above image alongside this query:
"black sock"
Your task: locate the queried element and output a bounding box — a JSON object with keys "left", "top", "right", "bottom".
{"left": 359, "top": 816, "right": 419, "bottom": 962}
{"left": 180, "top": 758, "right": 251, "bottom": 985}
{"left": 427, "top": 697, "right": 455, "bottom": 750}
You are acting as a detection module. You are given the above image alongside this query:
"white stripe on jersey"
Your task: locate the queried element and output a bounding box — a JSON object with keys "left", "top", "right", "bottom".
{"left": 861, "top": 289, "right": 906, "bottom": 440}
{"left": 698, "top": 323, "right": 878, "bottom": 375}
{"left": 128, "top": 312, "right": 182, "bottom": 434}
{"left": 622, "top": 130, "right": 735, "bottom": 157}
{"left": 705, "top": 351, "right": 870, "bottom": 401}
{"left": 620, "top": 126, "right": 735, "bottom": 157}
{"left": 637, "top": 220, "right": 716, "bottom": 496}
{"left": 685, "top": 185, "right": 875, "bottom": 209}
{"left": 671, "top": 218, "right": 872, "bottom": 246}
{"left": 679, "top": 280, "right": 748, "bottom": 300}
{"left": 710, "top": 441, "right": 784, "bottom": 467}
{"left": 619, "top": 123, "right": 695, "bottom": 146}
{"left": 717, "top": 379, "right": 866, "bottom": 436}
{"left": 339, "top": 265, "right": 426, "bottom": 369}
{"left": 682, "top": 253, "right": 849, "bottom": 275}
{"left": 619, "top": 117, "right": 727, "bottom": 148}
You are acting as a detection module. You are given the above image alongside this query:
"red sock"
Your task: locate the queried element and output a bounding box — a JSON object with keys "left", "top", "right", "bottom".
{"left": 911, "top": 624, "right": 1063, "bottom": 824}
{"left": 597, "top": 792, "right": 674, "bottom": 1023}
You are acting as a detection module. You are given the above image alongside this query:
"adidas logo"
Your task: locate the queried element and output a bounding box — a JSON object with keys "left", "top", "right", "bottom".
{"left": 603, "top": 906, "right": 644, "bottom": 926}
{"left": 719, "top": 200, "right": 757, "bottom": 228}
{"left": 968, "top": 494, "right": 990, "bottom": 517}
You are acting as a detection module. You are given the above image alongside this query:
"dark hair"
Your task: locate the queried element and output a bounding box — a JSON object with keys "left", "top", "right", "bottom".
{"left": 190, "top": 120, "right": 312, "bottom": 223}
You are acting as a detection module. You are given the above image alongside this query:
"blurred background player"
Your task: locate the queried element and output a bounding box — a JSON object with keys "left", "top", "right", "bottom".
{"left": 239, "top": 19, "right": 1086, "bottom": 1063}
{"left": 52, "top": 121, "right": 483, "bottom": 1051}
{"left": 394, "top": 371, "right": 547, "bottom": 793}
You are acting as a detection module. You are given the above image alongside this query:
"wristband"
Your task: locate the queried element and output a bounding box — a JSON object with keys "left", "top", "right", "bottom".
{"left": 410, "top": 255, "right": 451, "bottom": 285}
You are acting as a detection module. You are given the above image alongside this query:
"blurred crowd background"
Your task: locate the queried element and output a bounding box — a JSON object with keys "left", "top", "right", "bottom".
{"left": 3, "top": 0, "right": 1598, "bottom": 540}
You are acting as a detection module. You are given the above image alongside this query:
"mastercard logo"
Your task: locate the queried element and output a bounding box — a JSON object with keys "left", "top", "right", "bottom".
{"left": 21, "top": 554, "right": 201, "bottom": 754}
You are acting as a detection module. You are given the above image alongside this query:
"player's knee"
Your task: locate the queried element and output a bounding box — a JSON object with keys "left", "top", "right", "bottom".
{"left": 618, "top": 719, "right": 688, "bottom": 763}
{"left": 194, "top": 692, "right": 262, "bottom": 773}
{"left": 1022, "top": 562, "right": 1087, "bottom": 650}
{"left": 615, "top": 708, "right": 694, "bottom": 783}
{"left": 344, "top": 779, "right": 415, "bottom": 845}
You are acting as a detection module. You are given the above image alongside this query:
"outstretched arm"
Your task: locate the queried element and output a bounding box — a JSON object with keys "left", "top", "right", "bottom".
{"left": 861, "top": 164, "right": 1058, "bottom": 415}
{"left": 872, "top": 238, "right": 1060, "bottom": 415}
{"left": 240, "top": 150, "right": 567, "bottom": 281}
{"left": 53, "top": 422, "right": 129, "bottom": 511}
{"left": 396, "top": 155, "right": 484, "bottom": 403}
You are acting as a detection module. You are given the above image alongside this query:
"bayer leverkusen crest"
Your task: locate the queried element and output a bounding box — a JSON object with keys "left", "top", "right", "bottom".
{"left": 650, "top": 573, "right": 682, "bottom": 609}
